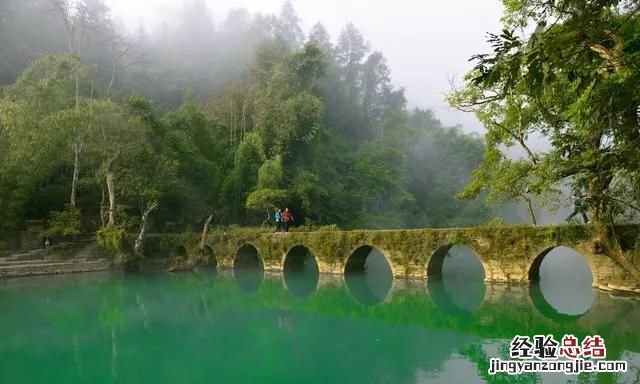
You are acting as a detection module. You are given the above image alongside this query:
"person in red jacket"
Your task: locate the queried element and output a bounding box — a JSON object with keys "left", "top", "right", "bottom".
{"left": 282, "top": 208, "right": 294, "bottom": 232}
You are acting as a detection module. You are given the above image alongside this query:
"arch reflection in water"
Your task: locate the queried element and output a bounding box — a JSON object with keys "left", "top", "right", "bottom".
{"left": 428, "top": 245, "right": 486, "bottom": 313}
{"left": 529, "top": 246, "right": 594, "bottom": 316}
{"left": 234, "top": 244, "right": 264, "bottom": 294}
{"left": 344, "top": 246, "right": 393, "bottom": 305}
{"left": 283, "top": 245, "right": 319, "bottom": 299}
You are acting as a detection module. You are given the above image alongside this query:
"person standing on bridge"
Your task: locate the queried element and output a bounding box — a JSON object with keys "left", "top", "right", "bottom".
{"left": 566, "top": 188, "right": 589, "bottom": 224}
{"left": 274, "top": 208, "right": 282, "bottom": 233}
{"left": 282, "top": 208, "right": 294, "bottom": 233}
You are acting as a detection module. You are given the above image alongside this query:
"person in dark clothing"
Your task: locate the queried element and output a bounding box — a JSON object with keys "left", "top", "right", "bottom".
{"left": 566, "top": 190, "right": 589, "bottom": 224}
{"left": 274, "top": 208, "right": 282, "bottom": 233}
{"left": 282, "top": 208, "right": 294, "bottom": 232}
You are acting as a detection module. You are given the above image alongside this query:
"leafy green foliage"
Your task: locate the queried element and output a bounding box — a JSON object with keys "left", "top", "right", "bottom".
{"left": 0, "top": 1, "right": 490, "bottom": 232}
{"left": 245, "top": 189, "right": 288, "bottom": 211}
{"left": 449, "top": 0, "right": 640, "bottom": 225}
{"left": 46, "top": 205, "right": 81, "bottom": 236}
{"left": 257, "top": 156, "right": 283, "bottom": 189}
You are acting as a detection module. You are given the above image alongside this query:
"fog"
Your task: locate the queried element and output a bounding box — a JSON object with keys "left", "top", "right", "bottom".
{"left": 0, "top": 0, "right": 565, "bottom": 230}
{"left": 104, "top": 0, "right": 503, "bottom": 133}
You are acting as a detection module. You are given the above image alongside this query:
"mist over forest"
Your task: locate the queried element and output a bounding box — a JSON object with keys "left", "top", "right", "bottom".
{"left": 0, "top": 0, "right": 546, "bottom": 233}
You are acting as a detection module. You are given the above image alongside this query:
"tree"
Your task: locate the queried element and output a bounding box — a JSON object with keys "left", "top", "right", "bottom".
{"left": 50, "top": 0, "right": 93, "bottom": 208}
{"left": 0, "top": 0, "right": 492, "bottom": 234}
{"left": 362, "top": 51, "right": 406, "bottom": 136}
{"left": 222, "top": 132, "right": 265, "bottom": 224}
{"left": 450, "top": 1, "right": 640, "bottom": 224}
{"left": 449, "top": 0, "right": 640, "bottom": 277}
{"left": 253, "top": 42, "right": 326, "bottom": 163}
{"left": 448, "top": 90, "right": 554, "bottom": 225}
{"left": 334, "top": 23, "right": 370, "bottom": 143}
{"left": 308, "top": 23, "right": 333, "bottom": 55}
{"left": 275, "top": 0, "right": 304, "bottom": 49}
{"left": 83, "top": 99, "right": 137, "bottom": 227}
{"left": 334, "top": 23, "right": 369, "bottom": 69}
{"left": 246, "top": 155, "right": 288, "bottom": 224}
{"left": 0, "top": 54, "right": 80, "bottom": 228}
{"left": 458, "top": 149, "right": 544, "bottom": 225}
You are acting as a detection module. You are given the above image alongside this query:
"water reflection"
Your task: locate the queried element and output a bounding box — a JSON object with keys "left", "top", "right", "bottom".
{"left": 0, "top": 270, "right": 638, "bottom": 383}
{"left": 528, "top": 284, "right": 586, "bottom": 322}
{"left": 234, "top": 244, "right": 264, "bottom": 293}
{"left": 234, "top": 269, "right": 264, "bottom": 294}
{"left": 344, "top": 246, "right": 393, "bottom": 305}
{"left": 428, "top": 279, "right": 486, "bottom": 316}
{"left": 282, "top": 245, "right": 319, "bottom": 299}
{"left": 428, "top": 245, "right": 486, "bottom": 314}
{"left": 535, "top": 246, "right": 594, "bottom": 316}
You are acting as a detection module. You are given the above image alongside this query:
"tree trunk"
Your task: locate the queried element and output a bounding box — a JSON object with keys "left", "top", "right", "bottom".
{"left": 105, "top": 149, "right": 121, "bottom": 227}
{"left": 99, "top": 183, "right": 106, "bottom": 227}
{"left": 200, "top": 214, "right": 213, "bottom": 252}
{"left": 600, "top": 219, "right": 640, "bottom": 285}
{"left": 262, "top": 208, "right": 271, "bottom": 226}
{"left": 70, "top": 142, "right": 80, "bottom": 208}
{"left": 525, "top": 197, "right": 537, "bottom": 226}
{"left": 106, "top": 169, "right": 116, "bottom": 227}
{"left": 106, "top": 57, "right": 116, "bottom": 99}
{"left": 75, "top": 73, "right": 79, "bottom": 109}
{"left": 134, "top": 202, "right": 158, "bottom": 254}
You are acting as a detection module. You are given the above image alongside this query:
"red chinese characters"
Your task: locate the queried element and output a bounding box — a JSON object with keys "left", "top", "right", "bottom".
{"left": 581, "top": 335, "right": 606, "bottom": 359}
{"left": 558, "top": 334, "right": 581, "bottom": 359}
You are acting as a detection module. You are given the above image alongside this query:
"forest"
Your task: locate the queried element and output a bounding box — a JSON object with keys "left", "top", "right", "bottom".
{"left": 2, "top": 0, "right": 639, "bottom": 242}
{"left": 0, "top": 0, "right": 490, "bottom": 235}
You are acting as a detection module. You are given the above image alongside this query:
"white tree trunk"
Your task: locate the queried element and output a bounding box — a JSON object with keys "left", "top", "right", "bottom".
{"left": 70, "top": 142, "right": 80, "bottom": 208}
{"left": 106, "top": 149, "right": 121, "bottom": 227}
{"left": 106, "top": 57, "right": 116, "bottom": 99}
{"left": 200, "top": 214, "right": 213, "bottom": 251}
{"left": 106, "top": 169, "right": 116, "bottom": 227}
{"left": 134, "top": 202, "right": 158, "bottom": 254}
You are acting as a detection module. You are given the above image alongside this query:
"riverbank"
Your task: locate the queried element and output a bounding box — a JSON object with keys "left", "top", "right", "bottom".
{"left": 0, "top": 242, "right": 111, "bottom": 278}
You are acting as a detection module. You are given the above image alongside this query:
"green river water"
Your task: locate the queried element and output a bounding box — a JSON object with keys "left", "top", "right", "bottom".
{"left": 0, "top": 247, "right": 639, "bottom": 383}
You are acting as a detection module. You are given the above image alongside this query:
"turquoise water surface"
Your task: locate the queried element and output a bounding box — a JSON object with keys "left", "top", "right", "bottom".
{"left": 1, "top": 247, "right": 639, "bottom": 383}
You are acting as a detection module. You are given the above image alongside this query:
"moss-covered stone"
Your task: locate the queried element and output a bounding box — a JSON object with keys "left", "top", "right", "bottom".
{"left": 140, "top": 224, "right": 640, "bottom": 293}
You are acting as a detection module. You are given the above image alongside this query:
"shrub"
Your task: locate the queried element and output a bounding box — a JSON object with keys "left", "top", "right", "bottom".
{"left": 46, "top": 206, "right": 81, "bottom": 236}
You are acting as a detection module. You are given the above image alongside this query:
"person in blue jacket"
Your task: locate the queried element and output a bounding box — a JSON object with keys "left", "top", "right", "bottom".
{"left": 274, "top": 208, "right": 282, "bottom": 233}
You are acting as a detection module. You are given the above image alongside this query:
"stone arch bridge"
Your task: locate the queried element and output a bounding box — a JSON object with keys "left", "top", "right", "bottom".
{"left": 143, "top": 225, "right": 640, "bottom": 293}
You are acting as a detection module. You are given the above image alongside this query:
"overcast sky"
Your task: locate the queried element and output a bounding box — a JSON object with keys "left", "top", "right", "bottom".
{"left": 104, "top": 0, "right": 504, "bottom": 133}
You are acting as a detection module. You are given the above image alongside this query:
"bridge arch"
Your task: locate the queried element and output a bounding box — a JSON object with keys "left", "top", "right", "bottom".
{"left": 344, "top": 245, "right": 394, "bottom": 305}
{"left": 202, "top": 245, "right": 217, "bottom": 268}
{"left": 281, "top": 244, "right": 320, "bottom": 270}
{"left": 173, "top": 245, "right": 188, "bottom": 259}
{"left": 281, "top": 245, "right": 320, "bottom": 299}
{"left": 426, "top": 244, "right": 487, "bottom": 280}
{"left": 427, "top": 279, "right": 487, "bottom": 316}
{"left": 234, "top": 243, "right": 264, "bottom": 270}
{"left": 233, "top": 243, "right": 264, "bottom": 293}
{"left": 527, "top": 246, "right": 595, "bottom": 317}
{"left": 527, "top": 245, "right": 595, "bottom": 283}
